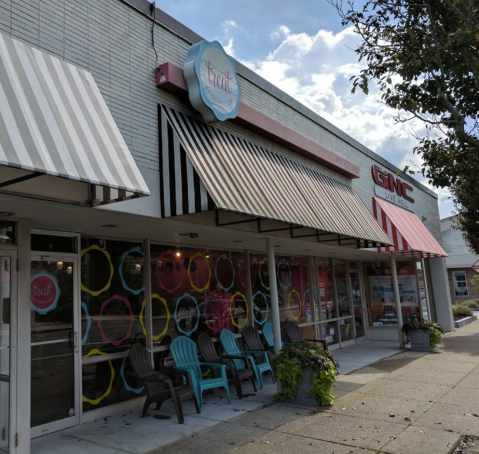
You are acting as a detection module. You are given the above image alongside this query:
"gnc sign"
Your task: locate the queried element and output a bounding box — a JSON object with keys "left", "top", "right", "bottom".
{"left": 372, "top": 165, "right": 415, "bottom": 211}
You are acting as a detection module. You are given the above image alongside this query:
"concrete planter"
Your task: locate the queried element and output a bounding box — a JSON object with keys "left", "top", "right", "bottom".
{"left": 454, "top": 314, "right": 477, "bottom": 329}
{"left": 409, "top": 329, "right": 434, "bottom": 352}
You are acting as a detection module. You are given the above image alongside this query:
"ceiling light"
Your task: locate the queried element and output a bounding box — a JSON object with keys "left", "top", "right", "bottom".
{"left": 57, "top": 261, "right": 64, "bottom": 270}
{"left": 303, "top": 249, "right": 312, "bottom": 252}
{"left": 274, "top": 245, "right": 281, "bottom": 248}
{"left": 102, "top": 224, "right": 117, "bottom": 228}
{"left": 232, "top": 240, "right": 243, "bottom": 243}
{"left": 175, "top": 247, "right": 181, "bottom": 258}
{"left": 0, "top": 212, "right": 14, "bottom": 216}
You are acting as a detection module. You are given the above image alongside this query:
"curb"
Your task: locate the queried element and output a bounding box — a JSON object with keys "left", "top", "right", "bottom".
{"left": 454, "top": 314, "right": 477, "bottom": 329}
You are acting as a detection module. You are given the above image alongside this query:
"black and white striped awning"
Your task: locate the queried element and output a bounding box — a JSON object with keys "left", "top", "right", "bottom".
{"left": 0, "top": 34, "right": 149, "bottom": 201}
{"left": 159, "top": 104, "right": 393, "bottom": 247}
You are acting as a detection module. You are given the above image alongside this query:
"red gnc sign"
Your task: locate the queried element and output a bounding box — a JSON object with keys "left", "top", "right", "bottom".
{"left": 372, "top": 165, "right": 414, "bottom": 204}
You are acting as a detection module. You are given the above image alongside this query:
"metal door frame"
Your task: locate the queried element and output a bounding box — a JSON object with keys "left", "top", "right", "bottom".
{"left": 0, "top": 249, "right": 17, "bottom": 453}
{"left": 30, "top": 253, "right": 81, "bottom": 438}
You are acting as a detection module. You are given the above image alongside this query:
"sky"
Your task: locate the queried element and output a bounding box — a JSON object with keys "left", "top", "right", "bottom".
{"left": 156, "top": 0, "right": 453, "bottom": 218}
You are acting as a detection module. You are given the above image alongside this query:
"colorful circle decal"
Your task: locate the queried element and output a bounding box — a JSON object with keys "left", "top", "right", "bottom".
{"left": 31, "top": 270, "right": 61, "bottom": 315}
{"left": 188, "top": 253, "right": 211, "bottom": 293}
{"left": 258, "top": 258, "right": 270, "bottom": 290}
{"left": 81, "top": 245, "right": 114, "bottom": 297}
{"left": 215, "top": 254, "right": 235, "bottom": 292}
{"left": 204, "top": 292, "right": 232, "bottom": 334}
{"left": 288, "top": 289, "right": 301, "bottom": 321}
{"left": 229, "top": 291, "right": 249, "bottom": 329}
{"left": 97, "top": 295, "right": 134, "bottom": 346}
{"left": 277, "top": 259, "right": 292, "bottom": 290}
{"left": 121, "top": 357, "right": 145, "bottom": 394}
{"left": 302, "top": 289, "right": 312, "bottom": 318}
{"left": 119, "top": 247, "right": 145, "bottom": 295}
{"left": 252, "top": 291, "right": 268, "bottom": 325}
{"left": 82, "top": 349, "right": 115, "bottom": 405}
{"left": 174, "top": 293, "right": 199, "bottom": 336}
{"left": 139, "top": 294, "right": 171, "bottom": 341}
{"left": 156, "top": 252, "right": 183, "bottom": 294}
{"left": 81, "top": 301, "right": 92, "bottom": 345}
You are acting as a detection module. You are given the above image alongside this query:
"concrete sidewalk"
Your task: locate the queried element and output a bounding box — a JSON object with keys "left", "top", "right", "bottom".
{"left": 154, "top": 322, "right": 479, "bottom": 454}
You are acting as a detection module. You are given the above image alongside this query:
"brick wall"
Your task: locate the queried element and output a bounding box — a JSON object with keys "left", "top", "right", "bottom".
{"left": 0, "top": 0, "right": 441, "bottom": 240}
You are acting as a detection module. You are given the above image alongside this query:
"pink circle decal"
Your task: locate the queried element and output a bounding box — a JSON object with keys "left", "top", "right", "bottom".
{"left": 97, "top": 295, "right": 133, "bottom": 346}
{"left": 204, "top": 291, "right": 233, "bottom": 334}
{"left": 31, "top": 271, "right": 60, "bottom": 315}
{"left": 154, "top": 252, "right": 184, "bottom": 294}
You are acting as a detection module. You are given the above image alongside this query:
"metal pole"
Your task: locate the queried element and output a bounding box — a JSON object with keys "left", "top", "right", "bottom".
{"left": 244, "top": 249, "right": 254, "bottom": 327}
{"left": 390, "top": 255, "right": 405, "bottom": 348}
{"left": 266, "top": 237, "right": 282, "bottom": 355}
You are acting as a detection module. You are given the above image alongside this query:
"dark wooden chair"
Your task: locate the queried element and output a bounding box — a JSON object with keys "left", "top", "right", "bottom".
{"left": 128, "top": 343, "right": 200, "bottom": 424}
{"left": 242, "top": 326, "right": 274, "bottom": 366}
{"left": 283, "top": 321, "right": 328, "bottom": 350}
{"left": 197, "top": 333, "right": 256, "bottom": 398}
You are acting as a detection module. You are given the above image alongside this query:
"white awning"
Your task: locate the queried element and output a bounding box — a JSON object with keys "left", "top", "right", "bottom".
{"left": 0, "top": 34, "right": 149, "bottom": 198}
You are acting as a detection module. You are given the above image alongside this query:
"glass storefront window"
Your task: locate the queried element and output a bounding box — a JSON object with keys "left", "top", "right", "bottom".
{"left": 334, "top": 261, "right": 350, "bottom": 317}
{"left": 80, "top": 239, "right": 146, "bottom": 412}
{"left": 149, "top": 246, "right": 249, "bottom": 351}
{"left": 250, "top": 253, "right": 270, "bottom": 328}
{"left": 323, "top": 321, "right": 339, "bottom": 345}
{"left": 276, "top": 255, "right": 311, "bottom": 324}
{"left": 365, "top": 261, "right": 419, "bottom": 326}
{"left": 350, "top": 271, "right": 365, "bottom": 337}
{"left": 317, "top": 259, "right": 335, "bottom": 320}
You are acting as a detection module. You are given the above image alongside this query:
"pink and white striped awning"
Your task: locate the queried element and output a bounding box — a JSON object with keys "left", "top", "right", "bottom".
{"left": 373, "top": 197, "right": 447, "bottom": 258}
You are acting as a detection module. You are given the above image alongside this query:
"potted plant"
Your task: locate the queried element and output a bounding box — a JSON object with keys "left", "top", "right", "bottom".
{"left": 401, "top": 318, "right": 443, "bottom": 351}
{"left": 272, "top": 343, "right": 338, "bottom": 406}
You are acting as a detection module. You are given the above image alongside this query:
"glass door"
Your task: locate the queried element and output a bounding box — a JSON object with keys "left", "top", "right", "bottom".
{"left": 30, "top": 257, "right": 80, "bottom": 436}
{"left": 350, "top": 271, "right": 366, "bottom": 338}
{"left": 0, "top": 252, "right": 15, "bottom": 454}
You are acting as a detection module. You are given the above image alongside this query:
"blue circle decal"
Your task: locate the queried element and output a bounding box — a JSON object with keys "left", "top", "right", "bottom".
{"left": 119, "top": 247, "right": 145, "bottom": 295}
{"left": 215, "top": 254, "right": 235, "bottom": 292}
{"left": 174, "top": 293, "right": 200, "bottom": 337}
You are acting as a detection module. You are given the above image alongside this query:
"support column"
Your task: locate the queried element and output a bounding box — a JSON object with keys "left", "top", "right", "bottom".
{"left": 390, "top": 255, "right": 405, "bottom": 348}
{"left": 266, "top": 238, "right": 281, "bottom": 355}
{"left": 428, "top": 257, "right": 454, "bottom": 332}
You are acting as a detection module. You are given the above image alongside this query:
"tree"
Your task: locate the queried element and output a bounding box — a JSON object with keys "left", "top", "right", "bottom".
{"left": 330, "top": 0, "right": 479, "bottom": 253}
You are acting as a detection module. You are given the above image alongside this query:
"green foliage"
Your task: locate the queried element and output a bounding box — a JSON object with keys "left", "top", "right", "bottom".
{"left": 273, "top": 344, "right": 338, "bottom": 405}
{"left": 330, "top": 0, "right": 479, "bottom": 252}
{"left": 429, "top": 327, "right": 443, "bottom": 349}
{"left": 455, "top": 298, "right": 479, "bottom": 309}
{"left": 453, "top": 305, "right": 474, "bottom": 317}
{"left": 470, "top": 275, "right": 479, "bottom": 293}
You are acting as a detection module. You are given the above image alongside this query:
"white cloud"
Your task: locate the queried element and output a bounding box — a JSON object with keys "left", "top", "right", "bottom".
{"left": 244, "top": 25, "right": 452, "bottom": 217}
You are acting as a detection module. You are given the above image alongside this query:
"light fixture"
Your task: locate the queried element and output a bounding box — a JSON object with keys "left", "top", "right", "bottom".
{"left": 135, "top": 263, "right": 142, "bottom": 272}
{"left": 303, "top": 249, "right": 312, "bottom": 252}
{"left": 0, "top": 212, "right": 14, "bottom": 216}
{"left": 205, "top": 249, "right": 210, "bottom": 259}
{"left": 175, "top": 247, "right": 181, "bottom": 258}
{"left": 67, "top": 266, "right": 73, "bottom": 275}
{"left": 232, "top": 240, "right": 243, "bottom": 243}
{"left": 274, "top": 245, "right": 281, "bottom": 248}
{"left": 101, "top": 224, "right": 117, "bottom": 228}
{"left": 157, "top": 260, "right": 162, "bottom": 267}
{"left": 57, "top": 261, "right": 64, "bottom": 270}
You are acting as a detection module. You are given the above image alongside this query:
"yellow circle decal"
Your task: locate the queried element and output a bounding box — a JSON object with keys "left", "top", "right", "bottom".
{"left": 140, "top": 294, "right": 170, "bottom": 341}
{"left": 188, "top": 252, "right": 211, "bottom": 293}
{"left": 82, "top": 349, "right": 115, "bottom": 405}
{"left": 81, "top": 245, "right": 114, "bottom": 297}
{"left": 288, "top": 289, "right": 301, "bottom": 321}
{"left": 258, "top": 258, "right": 270, "bottom": 291}
{"left": 229, "top": 291, "right": 249, "bottom": 329}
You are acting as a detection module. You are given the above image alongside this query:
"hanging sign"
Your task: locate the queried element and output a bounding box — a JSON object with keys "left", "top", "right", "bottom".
{"left": 31, "top": 271, "right": 61, "bottom": 314}
{"left": 183, "top": 40, "right": 241, "bottom": 123}
{"left": 372, "top": 165, "right": 415, "bottom": 212}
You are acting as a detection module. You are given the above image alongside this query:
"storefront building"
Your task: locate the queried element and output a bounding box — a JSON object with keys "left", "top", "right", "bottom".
{"left": 0, "top": 1, "right": 453, "bottom": 452}
{"left": 441, "top": 215, "right": 479, "bottom": 301}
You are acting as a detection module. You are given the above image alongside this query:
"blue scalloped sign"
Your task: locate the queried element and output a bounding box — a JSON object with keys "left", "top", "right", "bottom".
{"left": 184, "top": 40, "right": 241, "bottom": 123}
{"left": 31, "top": 270, "right": 61, "bottom": 315}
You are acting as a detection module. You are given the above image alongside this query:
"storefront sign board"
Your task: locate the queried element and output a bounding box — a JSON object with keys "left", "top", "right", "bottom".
{"left": 372, "top": 165, "right": 415, "bottom": 212}
{"left": 184, "top": 40, "right": 241, "bottom": 123}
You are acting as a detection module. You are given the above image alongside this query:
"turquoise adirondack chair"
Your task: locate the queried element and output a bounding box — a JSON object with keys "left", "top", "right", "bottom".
{"left": 169, "top": 336, "right": 231, "bottom": 409}
{"left": 220, "top": 329, "right": 276, "bottom": 389}
{"left": 263, "top": 323, "right": 275, "bottom": 348}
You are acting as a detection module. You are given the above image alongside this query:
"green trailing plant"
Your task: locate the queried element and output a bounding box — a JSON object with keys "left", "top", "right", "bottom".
{"left": 272, "top": 344, "right": 338, "bottom": 406}
{"left": 402, "top": 319, "right": 444, "bottom": 349}
{"left": 453, "top": 305, "right": 474, "bottom": 318}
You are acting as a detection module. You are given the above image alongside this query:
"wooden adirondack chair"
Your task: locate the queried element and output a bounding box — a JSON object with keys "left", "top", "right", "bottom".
{"left": 262, "top": 323, "right": 275, "bottom": 348}
{"left": 220, "top": 329, "right": 275, "bottom": 389}
{"left": 169, "top": 336, "right": 231, "bottom": 409}
{"left": 197, "top": 333, "right": 256, "bottom": 398}
{"left": 128, "top": 343, "right": 199, "bottom": 424}
{"left": 242, "top": 326, "right": 274, "bottom": 366}
{"left": 283, "top": 321, "right": 328, "bottom": 350}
